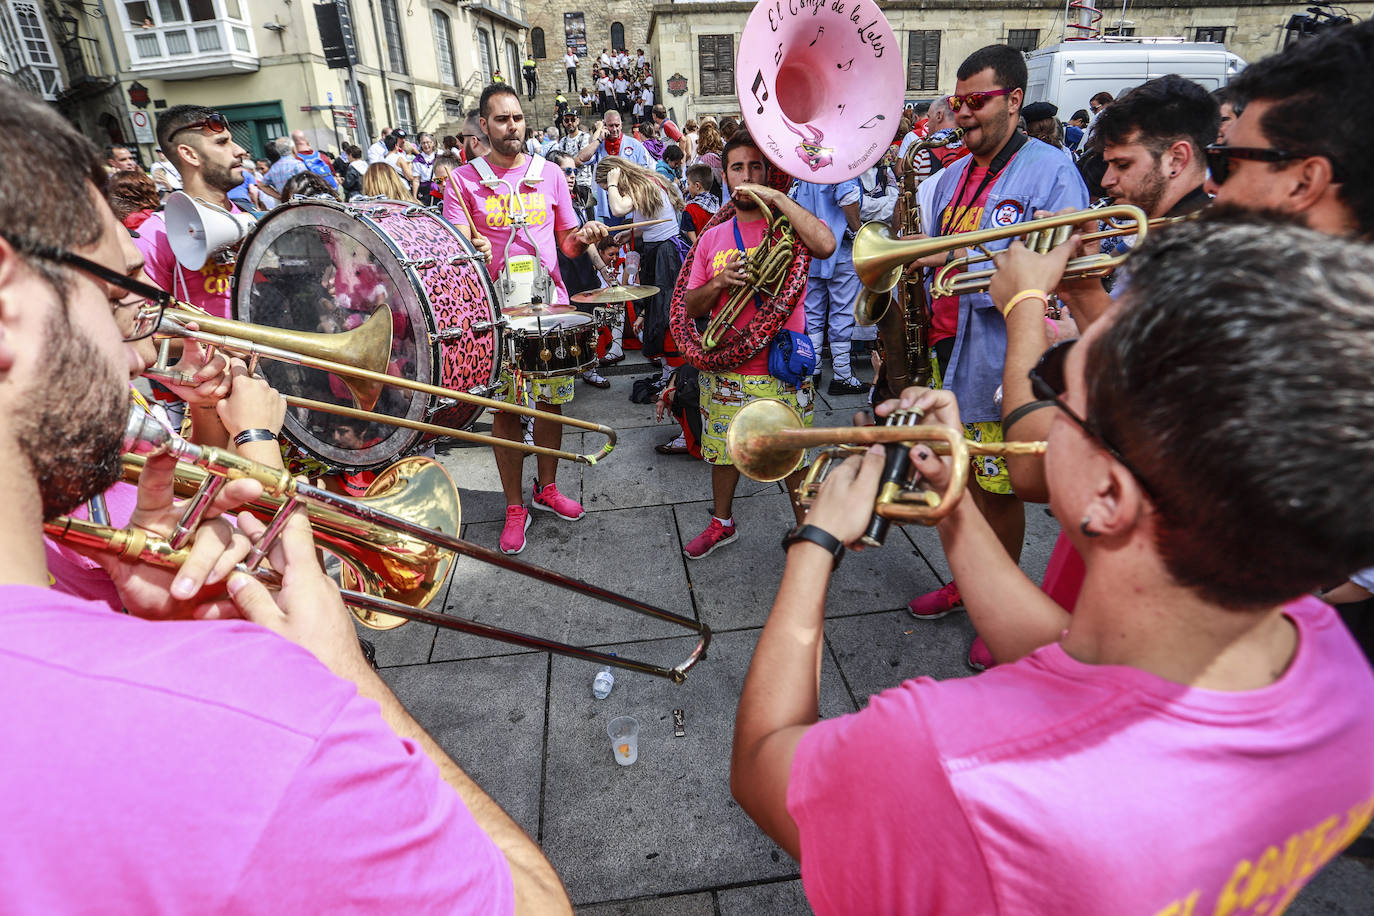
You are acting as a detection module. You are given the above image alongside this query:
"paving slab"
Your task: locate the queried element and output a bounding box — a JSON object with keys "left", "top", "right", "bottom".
{"left": 717, "top": 878, "right": 812, "bottom": 915}
{"left": 580, "top": 423, "right": 715, "bottom": 513}
{"left": 379, "top": 653, "right": 548, "bottom": 838}
{"left": 564, "top": 373, "right": 665, "bottom": 431}
{"left": 1287, "top": 857, "right": 1374, "bottom": 916}
{"left": 435, "top": 428, "right": 590, "bottom": 526}
{"left": 539, "top": 629, "right": 855, "bottom": 905}
{"left": 432, "top": 504, "right": 699, "bottom": 664}
{"left": 576, "top": 892, "right": 715, "bottom": 916}
{"left": 825, "top": 607, "right": 979, "bottom": 703}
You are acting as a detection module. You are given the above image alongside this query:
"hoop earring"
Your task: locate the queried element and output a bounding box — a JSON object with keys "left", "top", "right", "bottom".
{"left": 1080, "top": 518, "right": 1100, "bottom": 538}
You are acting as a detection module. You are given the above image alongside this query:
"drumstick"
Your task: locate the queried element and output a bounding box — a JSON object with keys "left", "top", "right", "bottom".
{"left": 449, "top": 171, "right": 487, "bottom": 246}
{"left": 608, "top": 217, "right": 671, "bottom": 233}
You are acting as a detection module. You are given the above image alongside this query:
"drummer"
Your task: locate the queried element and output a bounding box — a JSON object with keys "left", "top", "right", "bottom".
{"left": 444, "top": 83, "right": 610, "bottom": 556}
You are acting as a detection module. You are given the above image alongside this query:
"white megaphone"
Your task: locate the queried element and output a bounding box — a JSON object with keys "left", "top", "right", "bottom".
{"left": 164, "top": 190, "right": 258, "bottom": 270}
{"left": 735, "top": 0, "right": 904, "bottom": 182}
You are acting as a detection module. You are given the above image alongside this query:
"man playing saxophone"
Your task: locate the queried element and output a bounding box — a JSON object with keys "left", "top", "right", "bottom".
{"left": 679, "top": 130, "right": 835, "bottom": 560}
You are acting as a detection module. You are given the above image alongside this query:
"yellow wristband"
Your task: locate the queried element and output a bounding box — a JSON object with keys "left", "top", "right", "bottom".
{"left": 1002, "top": 288, "right": 1048, "bottom": 319}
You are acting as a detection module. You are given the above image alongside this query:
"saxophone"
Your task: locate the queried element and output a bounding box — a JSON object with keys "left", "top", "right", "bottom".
{"left": 856, "top": 127, "right": 962, "bottom": 401}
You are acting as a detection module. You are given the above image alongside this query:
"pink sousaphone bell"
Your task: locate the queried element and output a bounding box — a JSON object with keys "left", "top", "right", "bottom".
{"left": 735, "top": 0, "right": 905, "bottom": 183}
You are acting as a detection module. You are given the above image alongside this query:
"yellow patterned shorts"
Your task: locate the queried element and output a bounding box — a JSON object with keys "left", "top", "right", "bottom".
{"left": 699, "top": 371, "right": 814, "bottom": 467}
{"left": 494, "top": 369, "right": 575, "bottom": 408}
{"left": 930, "top": 352, "right": 1011, "bottom": 495}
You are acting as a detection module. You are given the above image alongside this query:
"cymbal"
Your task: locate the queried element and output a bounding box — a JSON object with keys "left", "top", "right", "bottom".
{"left": 504, "top": 302, "right": 580, "bottom": 319}
{"left": 571, "top": 284, "right": 659, "bottom": 304}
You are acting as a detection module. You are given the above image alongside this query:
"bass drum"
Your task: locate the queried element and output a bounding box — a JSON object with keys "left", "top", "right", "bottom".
{"left": 233, "top": 198, "right": 502, "bottom": 471}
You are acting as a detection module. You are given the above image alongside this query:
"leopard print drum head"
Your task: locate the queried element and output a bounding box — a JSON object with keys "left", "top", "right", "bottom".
{"left": 234, "top": 199, "right": 501, "bottom": 471}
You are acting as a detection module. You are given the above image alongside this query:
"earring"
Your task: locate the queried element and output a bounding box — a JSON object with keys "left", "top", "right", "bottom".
{"left": 1080, "top": 518, "right": 1100, "bottom": 538}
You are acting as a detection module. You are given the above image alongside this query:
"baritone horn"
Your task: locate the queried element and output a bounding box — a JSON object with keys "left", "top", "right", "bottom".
{"left": 48, "top": 408, "right": 709, "bottom": 683}
{"left": 854, "top": 204, "right": 1154, "bottom": 299}
{"left": 726, "top": 399, "right": 1045, "bottom": 533}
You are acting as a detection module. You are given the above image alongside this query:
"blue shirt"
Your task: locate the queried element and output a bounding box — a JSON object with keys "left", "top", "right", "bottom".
{"left": 928, "top": 138, "right": 1089, "bottom": 422}
{"left": 793, "top": 179, "right": 863, "bottom": 279}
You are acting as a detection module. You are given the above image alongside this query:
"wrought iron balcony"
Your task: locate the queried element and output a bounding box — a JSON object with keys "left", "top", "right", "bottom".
{"left": 60, "top": 35, "right": 112, "bottom": 91}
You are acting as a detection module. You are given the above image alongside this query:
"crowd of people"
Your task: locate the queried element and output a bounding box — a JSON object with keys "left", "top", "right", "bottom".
{"left": 6, "top": 13, "right": 1374, "bottom": 915}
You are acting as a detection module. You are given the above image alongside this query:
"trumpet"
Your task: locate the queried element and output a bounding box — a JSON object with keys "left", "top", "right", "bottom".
{"left": 855, "top": 204, "right": 1170, "bottom": 299}
{"left": 726, "top": 399, "right": 1045, "bottom": 534}
{"left": 149, "top": 304, "right": 617, "bottom": 467}
{"left": 700, "top": 189, "right": 797, "bottom": 352}
{"left": 47, "top": 408, "right": 710, "bottom": 683}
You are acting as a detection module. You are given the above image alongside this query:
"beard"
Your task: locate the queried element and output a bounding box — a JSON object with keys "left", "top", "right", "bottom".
{"left": 203, "top": 156, "right": 243, "bottom": 194}
{"left": 14, "top": 309, "right": 127, "bottom": 520}
{"left": 1128, "top": 165, "right": 1170, "bottom": 216}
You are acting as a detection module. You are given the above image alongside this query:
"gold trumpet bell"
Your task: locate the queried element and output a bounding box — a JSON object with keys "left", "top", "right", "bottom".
{"left": 726, "top": 397, "right": 811, "bottom": 482}
{"left": 334, "top": 457, "right": 461, "bottom": 630}
{"left": 853, "top": 287, "right": 892, "bottom": 328}
{"left": 853, "top": 222, "right": 908, "bottom": 295}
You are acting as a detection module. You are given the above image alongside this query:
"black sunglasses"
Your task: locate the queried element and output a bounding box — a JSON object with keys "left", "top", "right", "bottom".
{"left": 168, "top": 112, "right": 228, "bottom": 143}
{"left": 1028, "top": 340, "right": 1155, "bottom": 499}
{"left": 7, "top": 238, "right": 169, "bottom": 341}
{"left": 1203, "top": 143, "right": 1344, "bottom": 186}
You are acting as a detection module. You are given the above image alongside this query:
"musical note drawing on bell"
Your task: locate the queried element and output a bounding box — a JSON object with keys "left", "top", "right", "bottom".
{"left": 750, "top": 71, "right": 770, "bottom": 115}
{"left": 809, "top": 26, "right": 824, "bottom": 47}
{"left": 858, "top": 114, "right": 887, "bottom": 130}
{"left": 774, "top": 42, "right": 783, "bottom": 66}
{"left": 837, "top": 58, "right": 853, "bottom": 71}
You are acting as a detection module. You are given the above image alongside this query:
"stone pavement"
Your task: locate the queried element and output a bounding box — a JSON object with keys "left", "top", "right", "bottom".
{"left": 359, "top": 352, "right": 1374, "bottom": 914}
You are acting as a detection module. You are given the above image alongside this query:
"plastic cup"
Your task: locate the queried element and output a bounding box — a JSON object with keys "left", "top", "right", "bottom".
{"left": 607, "top": 715, "right": 639, "bottom": 766}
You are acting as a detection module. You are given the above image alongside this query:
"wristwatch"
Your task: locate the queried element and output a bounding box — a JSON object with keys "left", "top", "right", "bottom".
{"left": 781, "top": 524, "right": 845, "bottom": 569}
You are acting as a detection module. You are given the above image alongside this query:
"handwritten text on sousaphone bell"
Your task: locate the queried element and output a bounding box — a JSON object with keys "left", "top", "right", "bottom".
{"left": 765, "top": 0, "right": 889, "bottom": 58}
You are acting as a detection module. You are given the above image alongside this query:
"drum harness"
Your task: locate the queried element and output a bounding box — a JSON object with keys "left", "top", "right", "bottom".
{"left": 470, "top": 153, "right": 557, "bottom": 313}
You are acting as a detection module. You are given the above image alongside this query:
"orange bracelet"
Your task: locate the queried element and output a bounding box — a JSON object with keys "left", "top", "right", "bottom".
{"left": 1002, "top": 288, "right": 1049, "bottom": 319}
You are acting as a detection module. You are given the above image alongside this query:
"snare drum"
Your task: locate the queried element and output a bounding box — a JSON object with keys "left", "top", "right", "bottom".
{"left": 504, "top": 305, "right": 600, "bottom": 377}
{"left": 234, "top": 198, "right": 502, "bottom": 471}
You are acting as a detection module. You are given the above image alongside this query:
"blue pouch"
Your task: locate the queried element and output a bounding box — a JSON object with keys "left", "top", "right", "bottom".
{"left": 767, "top": 328, "right": 817, "bottom": 387}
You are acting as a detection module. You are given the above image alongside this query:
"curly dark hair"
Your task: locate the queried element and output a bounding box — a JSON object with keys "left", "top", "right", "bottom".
{"left": 1089, "top": 75, "right": 1219, "bottom": 160}
{"left": 105, "top": 170, "right": 162, "bottom": 222}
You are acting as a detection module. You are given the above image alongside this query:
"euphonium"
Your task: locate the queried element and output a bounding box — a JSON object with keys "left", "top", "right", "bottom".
{"left": 855, "top": 127, "right": 964, "bottom": 400}
{"left": 700, "top": 190, "right": 798, "bottom": 352}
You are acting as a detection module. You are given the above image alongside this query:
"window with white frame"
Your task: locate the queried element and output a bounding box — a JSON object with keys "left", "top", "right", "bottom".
{"left": 394, "top": 88, "right": 415, "bottom": 133}
{"left": 433, "top": 10, "right": 455, "bottom": 85}
{"left": 476, "top": 27, "right": 492, "bottom": 84}
{"left": 380, "top": 0, "right": 407, "bottom": 74}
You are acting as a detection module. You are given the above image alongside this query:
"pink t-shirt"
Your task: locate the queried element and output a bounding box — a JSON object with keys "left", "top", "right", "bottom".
{"left": 443, "top": 155, "right": 580, "bottom": 304}
{"left": 0, "top": 586, "right": 514, "bottom": 912}
{"left": 686, "top": 216, "right": 807, "bottom": 375}
{"left": 788, "top": 595, "right": 1374, "bottom": 916}
{"left": 44, "top": 480, "right": 140, "bottom": 612}
{"left": 133, "top": 208, "right": 240, "bottom": 319}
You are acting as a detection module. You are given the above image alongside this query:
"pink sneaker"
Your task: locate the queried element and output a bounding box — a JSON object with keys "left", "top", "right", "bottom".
{"left": 683, "top": 517, "right": 737, "bottom": 560}
{"left": 907, "top": 580, "right": 964, "bottom": 620}
{"left": 967, "top": 635, "right": 994, "bottom": 672}
{"left": 532, "top": 482, "right": 585, "bottom": 521}
{"left": 500, "top": 505, "right": 531, "bottom": 555}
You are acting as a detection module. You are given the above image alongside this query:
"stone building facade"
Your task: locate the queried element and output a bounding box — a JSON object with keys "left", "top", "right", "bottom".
{"left": 8, "top": 0, "right": 529, "bottom": 161}
{"left": 646, "top": 0, "right": 1374, "bottom": 125}
{"left": 521, "top": 0, "right": 655, "bottom": 130}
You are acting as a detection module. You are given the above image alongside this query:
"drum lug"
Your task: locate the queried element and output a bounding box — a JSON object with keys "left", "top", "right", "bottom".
{"left": 447, "top": 252, "right": 489, "bottom": 264}
{"left": 432, "top": 320, "right": 498, "bottom": 343}
{"left": 401, "top": 257, "right": 439, "bottom": 270}
{"left": 401, "top": 206, "right": 431, "bottom": 217}
{"left": 426, "top": 398, "right": 459, "bottom": 416}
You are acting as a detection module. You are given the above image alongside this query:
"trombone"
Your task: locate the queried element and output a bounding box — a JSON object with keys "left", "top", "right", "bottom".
{"left": 47, "top": 408, "right": 710, "bottom": 683}
{"left": 854, "top": 204, "right": 1174, "bottom": 300}
{"left": 726, "top": 399, "right": 1044, "bottom": 537}
{"left": 148, "top": 304, "right": 618, "bottom": 466}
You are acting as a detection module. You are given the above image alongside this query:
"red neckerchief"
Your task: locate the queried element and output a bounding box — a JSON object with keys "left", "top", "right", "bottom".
{"left": 604, "top": 135, "right": 623, "bottom": 157}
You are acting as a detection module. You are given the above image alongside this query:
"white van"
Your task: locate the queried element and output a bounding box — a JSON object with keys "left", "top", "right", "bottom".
{"left": 1025, "top": 39, "right": 1246, "bottom": 118}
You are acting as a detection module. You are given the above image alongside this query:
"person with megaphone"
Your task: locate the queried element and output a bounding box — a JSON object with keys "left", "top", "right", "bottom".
{"left": 134, "top": 105, "right": 253, "bottom": 321}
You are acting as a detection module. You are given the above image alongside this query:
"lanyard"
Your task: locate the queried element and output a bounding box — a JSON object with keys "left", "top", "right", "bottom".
{"left": 939, "top": 130, "right": 1027, "bottom": 237}
{"left": 731, "top": 217, "right": 765, "bottom": 316}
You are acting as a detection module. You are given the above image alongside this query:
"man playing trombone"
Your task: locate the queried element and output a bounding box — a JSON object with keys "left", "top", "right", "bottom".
{"left": 731, "top": 214, "right": 1374, "bottom": 915}
{"left": 0, "top": 83, "right": 570, "bottom": 913}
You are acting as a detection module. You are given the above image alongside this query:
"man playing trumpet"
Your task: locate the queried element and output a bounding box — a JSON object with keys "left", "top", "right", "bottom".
{"left": 732, "top": 215, "right": 1374, "bottom": 915}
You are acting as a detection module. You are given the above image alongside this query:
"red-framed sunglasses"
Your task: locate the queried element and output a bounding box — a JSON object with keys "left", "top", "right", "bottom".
{"left": 948, "top": 88, "right": 1015, "bottom": 112}
{"left": 169, "top": 112, "right": 229, "bottom": 142}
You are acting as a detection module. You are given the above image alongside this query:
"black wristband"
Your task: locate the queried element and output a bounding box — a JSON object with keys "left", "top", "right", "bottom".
{"left": 781, "top": 524, "right": 845, "bottom": 569}
{"left": 1002, "top": 399, "right": 1055, "bottom": 433}
{"left": 233, "top": 428, "right": 279, "bottom": 446}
